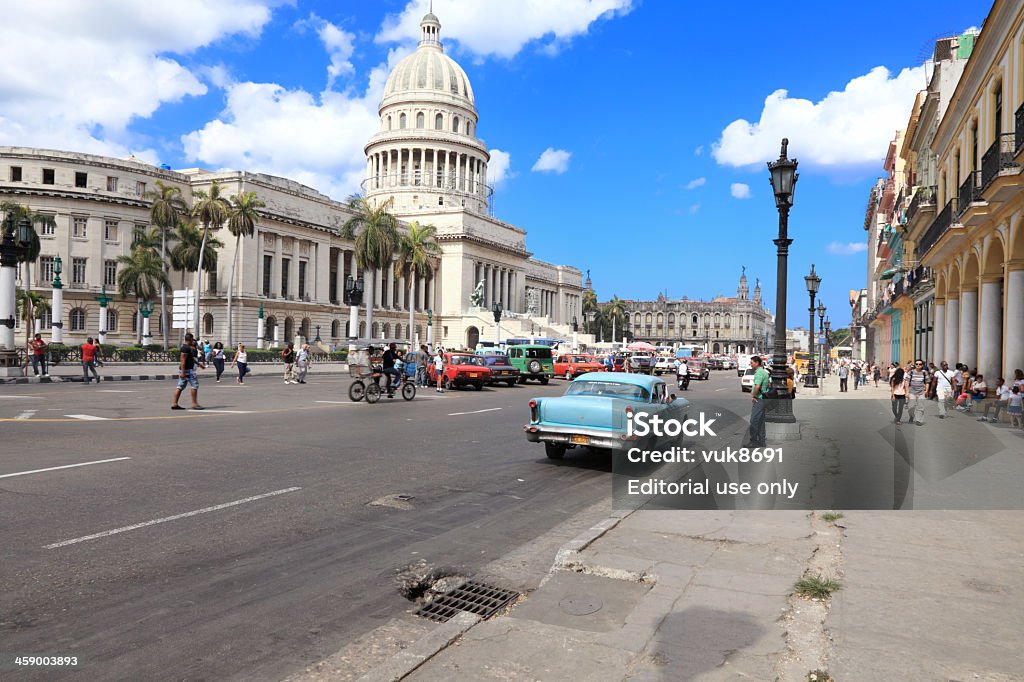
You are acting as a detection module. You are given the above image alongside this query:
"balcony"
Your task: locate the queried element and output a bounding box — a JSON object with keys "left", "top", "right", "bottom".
{"left": 905, "top": 185, "right": 937, "bottom": 226}
{"left": 956, "top": 170, "right": 989, "bottom": 226}
{"left": 980, "top": 132, "right": 1023, "bottom": 203}
{"left": 919, "top": 198, "right": 967, "bottom": 263}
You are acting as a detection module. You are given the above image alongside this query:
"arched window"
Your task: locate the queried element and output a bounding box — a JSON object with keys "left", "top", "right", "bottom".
{"left": 387, "top": 116, "right": 392, "bottom": 131}
{"left": 300, "top": 317, "right": 310, "bottom": 339}
{"left": 714, "top": 313, "right": 721, "bottom": 328}
{"left": 668, "top": 313, "right": 675, "bottom": 326}
{"left": 452, "top": 116, "right": 460, "bottom": 133}
{"left": 435, "top": 113, "right": 443, "bottom": 130}
{"left": 264, "top": 316, "right": 276, "bottom": 341}
{"left": 415, "top": 112, "right": 424, "bottom": 128}
{"left": 203, "top": 313, "right": 214, "bottom": 336}
{"left": 284, "top": 316, "right": 294, "bottom": 341}
{"left": 724, "top": 315, "right": 731, "bottom": 328}
{"left": 106, "top": 309, "right": 118, "bottom": 332}
{"left": 394, "top": 323, "right": 402, "bottom": 340}
{"left": 656, "top": 313, "right": 664, "bottom": 328}
{"left": 399, "top": 113, "right": 407, "bottom": 129}
{"left": 331, "top": 320, "right": 340, "bottom": 338}
{"left": 645, "top": 313, "right": 653, "bottom": 324}
{"left": 371, "top": 322, "right": 379, "bottom": 338}
{"left": 416, "top": 324, "right": 422, "bottom": 340}
{"left": 633, "top": 313, "right": 641, "bottom": 326}
{"left": 70, "top": 308, "right": 86, "bottom": 331}
{"left": 383, "top": 323, "right": 391, "bottom": 338}
{"left": 359, "top": 321, "right": 366, "bottom": 338}
{"left": 691, "top": 314, "right": 698, "bottom": 326}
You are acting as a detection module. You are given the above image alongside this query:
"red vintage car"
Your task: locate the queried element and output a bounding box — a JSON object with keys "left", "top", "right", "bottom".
{"left": 554, "top": 354, "right": 605, "bottom": 380}
{"left": 427, "top": 353, "right": 491, "bottom": 391}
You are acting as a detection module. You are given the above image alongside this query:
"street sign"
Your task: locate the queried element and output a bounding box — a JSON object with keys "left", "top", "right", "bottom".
{"left": 172, "top": 289, "right": 195, "bottom": 329}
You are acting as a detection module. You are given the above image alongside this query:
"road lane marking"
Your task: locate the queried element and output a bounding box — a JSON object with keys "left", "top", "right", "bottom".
{"left": 0, "top": 395, "right": 44, "bottom": 399}
{"left": 15, "top": 410, "right": 36, "bottom": 420}
{"left": 97, "top": 390, "right": 137, "bottom": 393}
{"left": 203, "top": 409, "right": 254, "bottom": 414}
{"left": 0, "top": 457, "right": 131, "bottom": 480}
{"left": 715, "top": 388, "right": 725, "bottom": 392}
{"left": 44, "top": 486, "right": 302, "bottom": 549}
{"left": 448, "top": 407, "right": 503, "bottom": 416}
{"left": 315, "top": 400, "right": 357, "bottom": 405}
{"left": 65, "top": 414, "right": 111, "bottom": 421}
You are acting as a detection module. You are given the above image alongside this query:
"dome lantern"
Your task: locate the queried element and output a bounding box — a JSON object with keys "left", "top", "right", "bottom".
{"left": 420, "top": 10, "right": 442, "bottom": 49}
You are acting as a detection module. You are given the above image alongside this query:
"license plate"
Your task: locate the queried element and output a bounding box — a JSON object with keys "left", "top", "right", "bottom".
{"left": 469, "top": 373, "right": 478, "bottom": 378}
{"left": 570, "top": 435, "right": 590, "bottom": 445}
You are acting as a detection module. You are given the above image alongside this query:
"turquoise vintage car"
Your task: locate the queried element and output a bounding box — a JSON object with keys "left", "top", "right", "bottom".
{"left": 524, "top": 372, "right": 690, "bottom": 459}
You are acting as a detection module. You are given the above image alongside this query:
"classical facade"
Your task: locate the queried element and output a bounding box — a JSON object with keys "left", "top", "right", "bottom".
{"left": 623, "top": 271, "right": 774, "bottom": 354}
{"left": 0, "top": 10, "right": 586, "bottom": 351}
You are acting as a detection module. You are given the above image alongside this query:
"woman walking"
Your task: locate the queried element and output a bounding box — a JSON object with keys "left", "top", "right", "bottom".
{"left": 434, "top": 346, "right": 446, "bottom": 393}
{"left": 873, "top": 363, "right": 881, "bottom": 387}
{"left": 231, "top": 343, "right": 249, "bottom": 385}
{"left": 212, "top": 341, "right": 226, "bottom": 382}
{"left": 890, "top": 365, "right": 908, "bottom": 425}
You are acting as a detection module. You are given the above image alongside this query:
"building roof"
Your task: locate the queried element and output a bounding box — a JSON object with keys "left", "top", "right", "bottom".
{"left": 382, "top": 13, "right": 475, "bottom": 109}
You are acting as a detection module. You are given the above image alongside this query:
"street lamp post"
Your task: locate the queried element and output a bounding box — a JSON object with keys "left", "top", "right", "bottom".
{"left": 824, "top": 318, "right": 832, "bottom": 366}
{"left": 572, "top": 315, "right": 579, "bottom": 352}
{"left": 765, "top": 138, "right": 799, "bottom": 423}
{"left": 817, "top": 301, "right": 826, "bottom": 377}
{"left": 492, "top": 301, "right": 503, "bottom": 346}
{"left": 804, "top": 264, "right": 820, "bottom": 388}
{"left": 0, "top": 215, "right": 33, "bottom": 362}
{"left": 343, "top": 275, "right": 365, "bottom": 347}
{"left": 139, "top": 299, "right": 155, "bottom": 345}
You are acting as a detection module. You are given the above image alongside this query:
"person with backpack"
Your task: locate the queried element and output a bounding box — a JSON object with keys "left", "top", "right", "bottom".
{"left": 281, "top": 342, "right": 297, "bottom": 384}
{"left": 905, "top": 359, "right": 931, "bottom": 425}
{"left": 171, "top": 333, "right": 206, "bottom": 410}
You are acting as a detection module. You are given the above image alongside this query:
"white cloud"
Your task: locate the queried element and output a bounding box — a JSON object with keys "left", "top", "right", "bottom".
{"left": 532, "top": 147, "right": 571, "bottom": 174}
{"left": 694, "top": 145, "right": 704, "bottom": 156}
{"left": 295, "top": 14, "right": 357, "bottom": 89}
{"left": 0, "top": 0, "right": 274, "bottom": 158}
{"left": 377, "top": 0, "right": 634, "bottom": 58}
{"left": 685, "top": 177, "right": 706, "bottom": 190}
{"left": 712, "top": 65, "right": 927, "bottom": 168}
{"left": 689, "top": 203, "right": 700, "bottom": 215}
{"left": 730, "top": 182, "right": 751, "bottom": 199}
{"left": 827, "top": 241, "right": 868, "bottom": 255}
{"left": 487, "top": 149, "right": 513, "bottom": 186}
{"left": 182, "top": 47, "right": 411, "bottom": 200}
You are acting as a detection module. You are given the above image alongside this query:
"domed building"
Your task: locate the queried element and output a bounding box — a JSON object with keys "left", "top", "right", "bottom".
{"left": 0, "top": 9, "right": 587, "bottom": 352}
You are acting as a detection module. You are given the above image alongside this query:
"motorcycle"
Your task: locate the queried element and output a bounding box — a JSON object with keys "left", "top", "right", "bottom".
{"left": 676, "top": 368, "right": 690, "bottom": 391}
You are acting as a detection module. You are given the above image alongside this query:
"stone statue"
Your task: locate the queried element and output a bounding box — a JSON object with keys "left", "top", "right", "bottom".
{"left": 470, "top": 279, "right": 485, "bottom": 307}
{"left": 526, "top": 288, "right": 539, "bottom": 316}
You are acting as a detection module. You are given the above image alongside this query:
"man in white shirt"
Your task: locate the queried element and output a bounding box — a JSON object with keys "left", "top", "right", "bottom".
{"left": 933, "top": 361, "right": 959, "bottom": 419}
{"left": 978, "top": 377, "right": 1011, "bottom": 423}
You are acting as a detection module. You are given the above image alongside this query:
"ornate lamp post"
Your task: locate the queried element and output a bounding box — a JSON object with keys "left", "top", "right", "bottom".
{"left": 571, "top": 315, "right": 579, "bottom": 352}
{"left": 96, "top": 286, "right": 113, "bottom": 345}
{"left": 314, "top": 324, "right": 322, "bottom": 343}
{"left": 804, "top": 264, "right": 820, "bottom": 388}
{"left": 51, "top": 255, "right": 65, "bottom": 344}
{"left": 817, "top": 301, "right": 826, "bottom": 377}
{"left": 765, "top": 138, "right": 799, "bottom": 422}
{"left": 139, "top": 299, "right": 155, "bottom": 345}
{"left": 343, "top": 275, "right": 365, "bottom": 345}
{"left": 0, "top": 215, "right": 33, "bottom": 360}
{"left": 257, "top": 302, "right": 265, "bottom": 349}
{"left": 492, "top": 301, "right": 503, "bottom": 346}
{"left": 824, "top": 318, "right": 832, "bottom": 365}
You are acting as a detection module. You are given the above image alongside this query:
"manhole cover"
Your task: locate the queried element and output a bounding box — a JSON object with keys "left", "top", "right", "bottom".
{"left": 559, "top": 594, "right": 603, "bottom": 616}
{"left": 415, "top": 580, "right": 519, "bottom": 623}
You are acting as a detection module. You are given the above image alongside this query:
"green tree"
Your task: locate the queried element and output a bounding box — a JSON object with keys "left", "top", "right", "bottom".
{"left": 118, "top": 243, "right": 171, "bottom": 344}
{"left": 170, "top": 218, "right": 222, "bottom": 288}
{"left": 224, "top": 191, "right": 265, "bottom": 347}
{"left": 397, "top": 221, "right": 441, "bottom": 344}
{"left": 605, "top": 295, "right": 626, "bottom": 344}
{"left": 189, "top": 182, "right": 229, "bottom": 337}
{"left": 144, "top": 180, "right": 187, "bottom": 349}
{"left": 340, "top": 197, "right": 399, "bottom": 340}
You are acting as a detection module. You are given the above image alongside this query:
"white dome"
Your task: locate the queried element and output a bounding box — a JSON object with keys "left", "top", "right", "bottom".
{"left": 381, "top": 13, "right": 475, "bottom": 109}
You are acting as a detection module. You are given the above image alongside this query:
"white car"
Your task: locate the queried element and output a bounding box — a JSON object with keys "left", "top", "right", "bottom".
{"left": 654, "top": 356, "right": 676, "bottom": 375}
{"left": 740, "top": 367, "right": 756, "bottom": 392}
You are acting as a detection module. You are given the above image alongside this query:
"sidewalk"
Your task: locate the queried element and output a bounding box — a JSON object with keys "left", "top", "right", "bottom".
{"left": 0, "top": 361, "right": 351, "bottom": 384}
{"left": 298, "top": 377, "right": 1024, "bottom": 682}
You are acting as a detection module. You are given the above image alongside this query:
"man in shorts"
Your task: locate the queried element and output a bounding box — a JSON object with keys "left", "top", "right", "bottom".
{"left": 172, "top": 333, "right": 206, "bottom": 410}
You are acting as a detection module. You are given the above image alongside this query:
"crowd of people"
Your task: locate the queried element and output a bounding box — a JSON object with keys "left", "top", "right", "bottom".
{"left": 831, "top": 358, "right": 1024, "bottom": 429}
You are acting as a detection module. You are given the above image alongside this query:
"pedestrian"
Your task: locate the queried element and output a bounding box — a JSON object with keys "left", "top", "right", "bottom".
{"left": 890, "top": 365, "right": 908, "bottom": 425}
{"left": 212, "top": 341, "right": 226, "bottom": 382}
{"left": 837, "top": 362, "right": 849, "bottom": 392}
{"left": 1007, "top": 386, "right": 1023, "bottom": 430}
{"left": 933, "top": 361, "right": 959, "bottom": 418}
{"left": 281, "top": 342, "right": 297, "bottom": 384}
{"left": 955, "top": 366, "right": 974, "bottom": 412}
{"left": 906, "top": 359, "right": 930, "bottom": 425}
{"left": 296, "top": 343, "right": 311, "bottom": 384}
{"left": 872, "top": 363, "right": 881, "bottom": 387}
{"left": 416, "top": 344, "right": 429, "bottom": 387}
{"left": 434, "top": 345, "right": 446, "bottom": 392}
{"left": 748, "top": 356, "right": 770, "bottom": 447}
{"left": 1012, "top": 368, "right": 1024, "bottom": 391}
{"left": 81, "top": 336, "right": 101, "bottom": 384}
{"left": 979, "top": 377, "right": 1009, "bottom": 423}
{"left": 786, "top": 366, "right": 796, "bottom": 398}
{"left": 203, "top": 338, "right": 212, "bottom": 363}
{"left": 30, "top": 333, "right": 48, "bottom": 377}
{"left": 171, "top": 333, "right": 205, "bottom": 410}
{"left": 231, "top": 343, "right": 249, "bottom": 384}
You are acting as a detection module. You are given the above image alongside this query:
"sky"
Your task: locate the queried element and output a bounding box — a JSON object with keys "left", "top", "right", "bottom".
{"left": 0, "top": 0, "right": 989, "bottom": 326}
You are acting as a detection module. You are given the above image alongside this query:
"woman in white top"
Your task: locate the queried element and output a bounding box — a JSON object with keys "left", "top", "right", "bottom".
{"left": 434, "top": 346, "right": 446, "bottom": 393}
{"left": 231, "top": 344, "right": 249, "bottom": 385}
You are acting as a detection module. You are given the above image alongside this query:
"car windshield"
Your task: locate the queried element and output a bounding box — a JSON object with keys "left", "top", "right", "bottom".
{"left": 483, "top": 356, "right": 508, "bottom": 366}
{"left": 744, "top": 368, "right": 756, "bottom": 376}
{"left": 525, "top": 348, "right": 552, "bottom": 359}
{"left": 566, "top": 381, "right": 651, "bottom": 401}
{"left": 452, "top": 355, "right": 484, "bottom": 366}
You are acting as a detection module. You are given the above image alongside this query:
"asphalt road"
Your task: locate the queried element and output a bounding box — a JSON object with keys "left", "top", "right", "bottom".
{"left": 0, "top": 367, "right": 735, "bottom": 681}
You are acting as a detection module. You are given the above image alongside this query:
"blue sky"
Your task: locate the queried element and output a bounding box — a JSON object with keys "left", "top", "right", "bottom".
{"left": 0, "top": 0, "right": 988, "bottom": 326}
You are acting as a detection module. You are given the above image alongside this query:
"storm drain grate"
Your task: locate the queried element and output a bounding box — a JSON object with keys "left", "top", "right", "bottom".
{"left": 415, "top": 580, "right": 519, "bottom": 623}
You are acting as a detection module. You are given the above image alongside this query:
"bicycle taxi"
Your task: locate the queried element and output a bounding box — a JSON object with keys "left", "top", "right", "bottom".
{"left": 347, "top": 342, "right": 417, "bottom": 403}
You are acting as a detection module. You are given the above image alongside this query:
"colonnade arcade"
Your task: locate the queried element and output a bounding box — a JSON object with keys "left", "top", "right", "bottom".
{"left": 364, "top": 147, "right": 490, "bottom": 202}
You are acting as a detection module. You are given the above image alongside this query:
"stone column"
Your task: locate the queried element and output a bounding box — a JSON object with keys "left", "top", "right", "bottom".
{"left": 933, "top": 302, "right": 945, "bottom": 365}
{"left": 51, "top": 286, "right": 63, "bottom": 344}
{"left": 398, "top": 272, "right": 406, "bottom": 310}
{"left": 348, "top": 252, "right": 359, "bottom": 341}
{"left": 944, "top": 297, "right": 959, "bottom": 365}
{"left": 1005, "top": 267, "right": 1024, "bottom": 378}
{"left": 335, "top": 250, "right": 345, "bottom": 304}
{"left": 273, "top": 236, "right": 282, "bottom": 298}
{"left": 958, "top": 288, "right": 978, "bottom": 369}
{"left": 978, "top": 276, "right": 1003, "bottom": 381}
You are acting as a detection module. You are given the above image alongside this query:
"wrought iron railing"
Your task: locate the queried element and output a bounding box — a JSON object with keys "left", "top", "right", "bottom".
{"left": 906, "top": 185, "right": 936, "bottom": 224}
{"left": 956, "top": 171, "right": 981, "bottom": 218}
{"left": 981, "top": 132, "right": 1020, "bottom": 192}
{"left": 1016, "top": 103, "right": 1024, "bottom": 153}
{"left": 919, "top": 199, "right": 954, "bottom": 256}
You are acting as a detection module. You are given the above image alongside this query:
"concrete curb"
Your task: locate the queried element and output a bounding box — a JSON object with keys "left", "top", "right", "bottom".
{"left": 353, "top": 612, "right": 480, "bottom": 682}
{"left": 550, "top": 508, "right": 634, "bottom": 576}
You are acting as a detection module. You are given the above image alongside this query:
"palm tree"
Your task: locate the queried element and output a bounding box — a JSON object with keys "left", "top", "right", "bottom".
{"left": 170, "top": 218, "right": 222, "bottom": 288}
{"left": 144, "top": 181, "right": 186, "bottom": 349}
{"left": 118, "top": 245, "right": 171, "bottom": 344}
{"left": 340, "top": 197, "right": 399, "bottom": 341}
{"left": 606, "top": 295, "right": 626, "bottom": 344}
{"left": 190, "top": 182, "right": 229, "bottom": 337}
{"left": 581, "top": 288, "right": 598, "bottom": 334}
{"left": 397, "top": 221, "right": 441, "bottom": 344}
{"left": 3, "top": 202, "right": 51, "bottom": 360}
{"left": 16, "top": 288, "right": 51, "bottom": 341}
{"left": 225, "top": 190, "right": 265, "bottom": 347}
